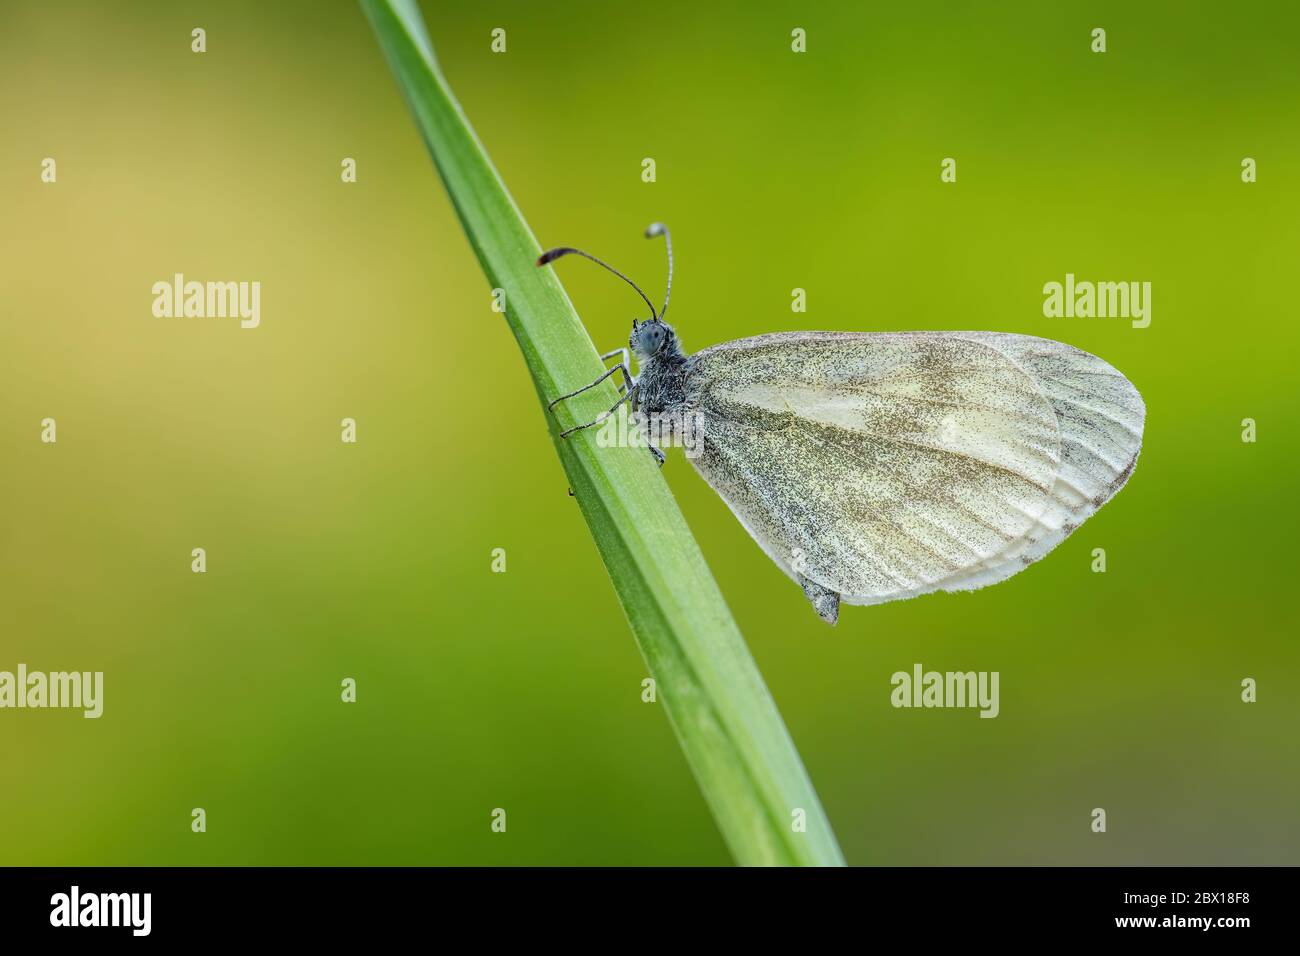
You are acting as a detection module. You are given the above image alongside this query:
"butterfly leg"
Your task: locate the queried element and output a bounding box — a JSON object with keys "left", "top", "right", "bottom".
{"left": 601, "top": 348, "right": 633, "bottom": 394}
{"left": 557, "top": 387, "right": 636, "bottom": 438}
{"left": 547, "top": 348, "right": 634, "bottom": 412}
{"left": 798, "top": 576, "right": 840, "bottom": 626}
{"left": 624, "top": 406, "right": 667, "bottom": 466}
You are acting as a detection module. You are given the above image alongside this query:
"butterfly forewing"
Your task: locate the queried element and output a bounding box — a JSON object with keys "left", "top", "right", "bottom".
{"left": 922, "top": 332, "right": 1146, "bottom": 596}
{"left": 685, "top": 331, "right": 1142, "bottom": 606}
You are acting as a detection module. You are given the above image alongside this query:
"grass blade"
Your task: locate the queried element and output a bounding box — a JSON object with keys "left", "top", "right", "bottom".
{"left": 361, "top": 0, "right": 845, "bottom": 866}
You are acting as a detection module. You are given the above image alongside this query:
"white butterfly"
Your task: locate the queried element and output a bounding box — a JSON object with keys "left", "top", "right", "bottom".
{"left": 542, "top": 226, "right": 1144, "bottom": 624}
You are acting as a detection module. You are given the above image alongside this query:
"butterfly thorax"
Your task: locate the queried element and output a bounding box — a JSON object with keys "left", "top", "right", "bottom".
{"left": 633, "top": 350, "right": 691, "bottom": 425}
{"left": 629, "top": 316, "right": 689, "bottom": 415}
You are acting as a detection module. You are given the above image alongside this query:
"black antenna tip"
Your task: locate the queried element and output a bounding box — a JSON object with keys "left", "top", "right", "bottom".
{"left": 537, "top": 248, "right": 566, "bottom": 267}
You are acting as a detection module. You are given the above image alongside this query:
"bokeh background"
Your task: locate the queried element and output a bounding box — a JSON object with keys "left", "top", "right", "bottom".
{"left": 1, "top": 0, "right": 1296, "bottom": 865}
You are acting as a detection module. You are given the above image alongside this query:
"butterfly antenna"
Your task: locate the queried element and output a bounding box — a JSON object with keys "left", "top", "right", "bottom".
{"left": 644, "top": 222, "right": 672, "bottom": 320}
{"left": 536, "top": 245, "right": 657, "bottom": 324}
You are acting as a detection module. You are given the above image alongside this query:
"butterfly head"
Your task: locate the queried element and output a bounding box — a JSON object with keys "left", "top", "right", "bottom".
{"left": 630, "top": 317, "right": 678, "bottom": 361}
{"left": 536, "top": 222, "right": 678, "bottom": 361}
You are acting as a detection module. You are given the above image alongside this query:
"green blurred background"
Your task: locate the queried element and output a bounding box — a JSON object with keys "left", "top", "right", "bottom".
{"left": 1, "top": 0, "right": 1296, "bottom": 865}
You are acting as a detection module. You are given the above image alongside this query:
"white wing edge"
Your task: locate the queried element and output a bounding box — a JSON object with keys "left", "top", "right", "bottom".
{"left": 839, "top": 332, "right": 1145, "bottom": 605}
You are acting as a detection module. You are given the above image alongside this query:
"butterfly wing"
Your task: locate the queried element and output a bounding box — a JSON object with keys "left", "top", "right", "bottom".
{"left": 684, "top": 331, "right": 1142, "bottom": 607}
{"left": 931, "top": 332, "right": 1145, "bottom": 594}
